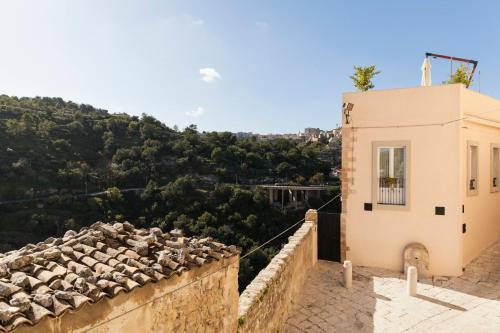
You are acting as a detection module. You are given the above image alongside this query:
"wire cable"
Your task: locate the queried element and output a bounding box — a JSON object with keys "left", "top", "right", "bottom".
{"left": 0, "top": 187, "right": 147, "bottom": 206}
{"left": 82, "top": 192, "right": 341, "bottom": 332}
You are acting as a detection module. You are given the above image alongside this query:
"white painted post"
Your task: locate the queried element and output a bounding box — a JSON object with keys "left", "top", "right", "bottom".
{"left": 343, "top": 260, "right": 352, "bottom": 289}
{"left": 407, "top": 266, "right": 417, "bottom": 296}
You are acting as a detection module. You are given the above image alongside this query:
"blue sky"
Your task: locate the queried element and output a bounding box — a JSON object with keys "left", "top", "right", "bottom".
{"left": 0, "top": 1, "right": 499, "bottom": 133}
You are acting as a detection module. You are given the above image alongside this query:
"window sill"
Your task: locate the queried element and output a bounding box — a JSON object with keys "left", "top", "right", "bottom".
{"left": 373, "top": 203, "right": 410, "bottom": 211}
{"left": 467, "top": 189, "right": 478, "bottom": 196}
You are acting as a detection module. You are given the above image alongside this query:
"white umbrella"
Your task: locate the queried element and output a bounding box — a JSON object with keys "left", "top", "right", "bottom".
{"left": 421, "top": 57, "right": 432, "bottom": 86}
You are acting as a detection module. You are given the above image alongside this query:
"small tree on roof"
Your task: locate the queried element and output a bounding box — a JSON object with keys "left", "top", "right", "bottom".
{"left": 445, "top": 64, "right": 472, "bottom": 86}
{"left": 350, "top": 65, "right": 381, "bottom": 91}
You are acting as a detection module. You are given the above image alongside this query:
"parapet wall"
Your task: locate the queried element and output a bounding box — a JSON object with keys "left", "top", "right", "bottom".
{"left": 237, "top": 210, "right": 318, "bottom": 333}
{"left": 15, "top": 257, "right": 240, "bottom": 333}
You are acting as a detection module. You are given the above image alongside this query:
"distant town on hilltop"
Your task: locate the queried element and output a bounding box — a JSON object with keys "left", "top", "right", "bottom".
{"left": 234, "top": 127, "right": 342, "bottom": 143}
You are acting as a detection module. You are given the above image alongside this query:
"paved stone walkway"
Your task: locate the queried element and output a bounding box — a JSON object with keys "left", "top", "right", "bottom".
{"left": 283, "top": 241, "right": 500, "bottom": 332}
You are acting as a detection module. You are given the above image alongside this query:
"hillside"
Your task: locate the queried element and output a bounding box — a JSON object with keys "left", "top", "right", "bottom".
{"left": 0, "top": 95, "right": 336, "bottom": 198}
{"left": 0, "top": 95, "right": 339, "bottom": 288}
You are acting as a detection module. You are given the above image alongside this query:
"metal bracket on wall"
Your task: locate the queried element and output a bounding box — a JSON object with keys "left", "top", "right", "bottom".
{"left": 425, "top": 52, "right": 478, "bottom": 88}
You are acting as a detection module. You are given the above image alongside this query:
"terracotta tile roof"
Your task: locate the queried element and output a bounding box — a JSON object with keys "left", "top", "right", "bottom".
{"left": 0, "top": 222, "right": 238, "bottom": 331}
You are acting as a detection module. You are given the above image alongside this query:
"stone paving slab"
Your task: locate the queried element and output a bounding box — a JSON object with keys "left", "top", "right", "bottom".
{"left": 283, "top": 241, "right": 500, "bottom": 332}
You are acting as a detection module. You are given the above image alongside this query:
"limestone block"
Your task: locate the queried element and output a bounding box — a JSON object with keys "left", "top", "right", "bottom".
{"left": 305, "top": 209, "right": 318, "bottom": 223}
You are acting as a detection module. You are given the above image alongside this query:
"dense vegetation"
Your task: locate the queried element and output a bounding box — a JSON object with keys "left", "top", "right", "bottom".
{"left": 0, "top": 95, "right": 340, "bottom": 289}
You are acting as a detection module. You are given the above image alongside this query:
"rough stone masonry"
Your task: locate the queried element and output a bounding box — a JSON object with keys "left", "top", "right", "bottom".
{"left": 0, "top": 221, "right": 239, "bottom": 333}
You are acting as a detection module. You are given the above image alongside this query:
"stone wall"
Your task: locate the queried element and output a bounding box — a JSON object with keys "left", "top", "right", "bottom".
{"left": 13, "top": 209, "right": 319, "bottom": 333}
{"left": 16, "top": 257, "right": 239, "bottom": 333}
{"left": 237, "top": 210, "right": 318, "bottom": 333}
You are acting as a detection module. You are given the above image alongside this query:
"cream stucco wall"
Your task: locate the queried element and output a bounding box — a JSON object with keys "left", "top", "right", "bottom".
{"left": 460, "top": 87, "right": 500, "bottom": 265}
{"left": 342, "top": 84, "right": 500, "bottom": 277}
{"left": 15, "top": 257, "right": 239, "bottom": 333}
{"left": 342, "top": 85, "right": 464, "bottom": 276}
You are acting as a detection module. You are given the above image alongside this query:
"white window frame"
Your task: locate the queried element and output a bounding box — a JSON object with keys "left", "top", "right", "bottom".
{"left": 372, "top": 141, "right": 410, "bottom": 210}
{"left": 490, "top": 144, "right": 500, "bottom": 193}
{"left": 467, "top": 141, "right": 479, "bottom": 196}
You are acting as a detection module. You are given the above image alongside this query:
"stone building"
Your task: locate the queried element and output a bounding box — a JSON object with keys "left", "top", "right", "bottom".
{"left": 0, "top": 222, "right": 239, "bottom": 332}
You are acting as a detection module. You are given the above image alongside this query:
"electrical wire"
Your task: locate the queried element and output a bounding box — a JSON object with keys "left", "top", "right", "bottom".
{"left": 0, "top": 187, "right": 147, "bottom": 206}
{"left": 82, "top": 192, "right": 341, "bottom": 332}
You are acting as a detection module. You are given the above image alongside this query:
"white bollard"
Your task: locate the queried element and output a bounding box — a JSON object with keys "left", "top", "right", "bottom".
{"left": 407, "top": 266, "right": 417, "bottom": 296}
{"left": 343, "top": 260, "right": 352, "bottom": 289}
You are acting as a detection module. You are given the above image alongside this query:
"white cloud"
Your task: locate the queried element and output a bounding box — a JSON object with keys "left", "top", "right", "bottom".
{"left": 192, "top": 18, "right": 204, "bottom": 25}
{"left": 256, "top": 21, "right": 270, "bottom": 29}
{"left": 186, "top": 106, "right": 206, "bottom": 118}
{"left": 199, "top": 68, "right": 221, "bottom": 82}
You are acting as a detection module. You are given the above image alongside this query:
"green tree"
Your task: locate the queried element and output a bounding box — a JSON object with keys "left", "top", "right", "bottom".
{"left": 106, "top": 187, "right": 124, "bottom": 202}
{"left": 350, "top": 65, "right": 380, "bottom": 91}
{"left": 446, "top": 64, "right": 471, "bottom": 86}
{"left": 309, "top": 172, "right": 325, "bottom": 185}
{"left": 276, "top": 162, "right": 292, "bottom": 178}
